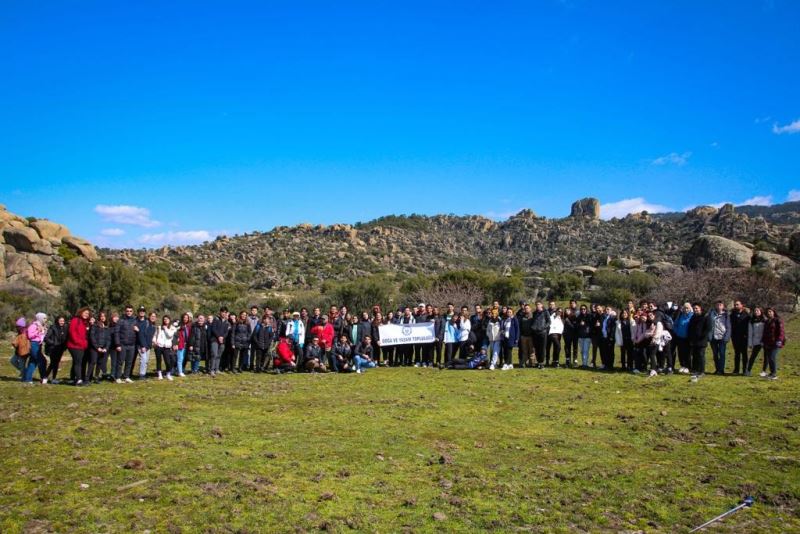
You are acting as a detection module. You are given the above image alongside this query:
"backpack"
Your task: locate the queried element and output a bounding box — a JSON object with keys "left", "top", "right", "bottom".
{"left": 12, "top": 332, "right": 31, "bottom": 358}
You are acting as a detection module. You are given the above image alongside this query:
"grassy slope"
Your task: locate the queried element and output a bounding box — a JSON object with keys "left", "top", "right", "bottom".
{"left": 0, "top": 318, "right": 798, "bottom": 533}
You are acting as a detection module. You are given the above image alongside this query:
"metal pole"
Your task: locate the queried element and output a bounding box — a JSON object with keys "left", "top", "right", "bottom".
{"left": 689, "top": 497, "right": 754, "bottom": 533}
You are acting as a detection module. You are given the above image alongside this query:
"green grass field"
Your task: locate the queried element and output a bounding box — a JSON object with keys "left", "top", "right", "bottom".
{"left": 1, "top": 318, "right": 799, "bottom": 533}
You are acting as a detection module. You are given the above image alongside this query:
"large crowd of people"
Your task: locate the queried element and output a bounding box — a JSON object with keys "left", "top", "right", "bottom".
{"left": 10, "top": 297, "right": 787, "bottom": 386}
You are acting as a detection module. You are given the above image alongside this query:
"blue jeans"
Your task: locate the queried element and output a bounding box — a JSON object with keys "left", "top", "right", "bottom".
{"left": 488, "top": 340, "right": 501, "bottom": 365}
{"left": 191, "top": 353, "right": 201, "bottom": 373}
{"left": 176, "top": 348, "right": 186, "bottom": 374}
{"left": 766, "top": 347, "right": 780, "bottom": 376}
{"left": 579, "top": 338, "right": 591, "bottom": 366}
{"left": 22, "top": 341, "right": 42, "bottom": 382}
{"left": 710, "top": 339, "right": 727, "bottom": 373}
{"left": 354, "top": 355, "right": 376, "bottom": 372}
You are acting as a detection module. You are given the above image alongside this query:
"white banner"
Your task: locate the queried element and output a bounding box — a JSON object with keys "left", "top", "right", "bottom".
{"left": 378, "top": 322, "right": 436, "bottom": 346}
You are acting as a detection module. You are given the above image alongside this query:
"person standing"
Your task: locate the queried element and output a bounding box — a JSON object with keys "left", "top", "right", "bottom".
{"left": 688, "top": 304, "right": 712, "bottom": 378}
{"left": 188, "top": 314, "right": 207, "bottom": 374}
{"left": 615, "top": 309, "right": 635, "bottom": 372}
{"left": 114, "top": 305, "right": 138, "bottom": 383}
{"left": 672, "top": 303, "right": 693, "bottom": 374}
{"left": 136, "top": 311, "right": 157, "bottom": 379}
{"left": 746, "top": 307, "right": 765, "bottom": 377}
{"left": 175, "top": 313, "right": 192, "bottom": 377}
{"left": 562, "top": 308, "right": 577, "bottom": 368}
{"left": 24, "top": 313, "right": 48, "bottom": 384}
{"left": 576, "top": 305, "right": 592, "bottom": 368}
{"left": 761, "top": 308, "right": 785, "bottom": 380}
{"left": 208, "top": 307, "right": 231, "bottom": 377}
{"left": 485, "top": 308, "right": 502, "bottom": 370}
{"left": 285, "top": 311, "right": 306, "bottom": 361}
{"left": 67, "top": 308, "right": 91, "bottom": 386}
{"left": 547, "top": 308, "right": 564, "bottom": 367}
{"left": 530, "top": 302, "right": 551, "bottom": 369}
{"left": 397, "top": 307, "right": 415, "bottom": 366}
{"left": 231, "top": 311, "right": 253, "bottom": 373}
{"left": 43, "top": 315, "right": 68, "bottom": 384}
{"left": 86, "top": 311, "right": 111, "bottom": 384}
{"left": 729, "top": 300, "right": 750, "bottom": 375}
{"left": 599, "top": 308, "right": 617, "bottom": 371}
{"left": 252, "top": 312, "right": 275, "bottom": 372}
{"left": 517, "top": 304, "right": 534, "bottom": 368}
{"left": 154, "top": 315, "right": 178, "bottom": 380}
{"left": 247, "top": 305, "right": 260, "bottom": 371}
{"left": 431, "top": 307, "right": 445, "bottom": 368}
{"left": 499, "top": 307, "right": 519, "bottom": 370}
{"left": 709, "top": 301, "right": 731, "bottom": 375}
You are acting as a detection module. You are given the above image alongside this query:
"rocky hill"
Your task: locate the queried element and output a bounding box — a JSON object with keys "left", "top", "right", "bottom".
{"left": 1, "top": 204, "right": 98, "bottom": 290}
{"left": 103, "top": 198, "right": 800, "bottom": 291}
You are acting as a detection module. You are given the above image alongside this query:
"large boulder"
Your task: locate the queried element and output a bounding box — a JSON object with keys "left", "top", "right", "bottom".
{"left": 61, "top": 235, "right": 98, "bottom": 261}
{"left": 789, "top": 231, "right": 800, "bottom": 258}
{"left": 570, "top": 198, "right": 600, "bottom": 219}
{"left": 686, "top": 206, "right": 718, "bottom": 219}
{"left": 645, "top": 261, "right": 683, "bottom": 276}
{"left": 2, "top": 226, "right": 52, "bottom": 254}
{"left": 683, "top": 235, "right": 752, "bottom": 269}
{"left": 0, "top": 246, "right": 5, "bottom": 279}
{"left": 30, "top": 219, "right": 70, "bottom": 241}
{"left": 752, "top": 250, "right": 797, "bottom": 274}
{"left": 4, "top": 251, "right": 52, "bottom": 285}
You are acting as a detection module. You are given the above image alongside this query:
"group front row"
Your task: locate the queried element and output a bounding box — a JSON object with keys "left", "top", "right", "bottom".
{"left": 10, "top": 299, "right": 787, "bottom": 385}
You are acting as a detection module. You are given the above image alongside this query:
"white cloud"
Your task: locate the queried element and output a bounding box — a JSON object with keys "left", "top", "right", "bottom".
{"left": 772, "top": 119, "right": 800, "bottom": 135}
{"left": 788, "top": 190, "right": 800, "bottom": 202}
{"left": 652, "top": 151, "right": 692, "bottom": 166}
{"left": 100, "top": 228, "right": 125, "bottom": 236}
{"left": 138, "top": 230, "right": 213, "bottom": 246}
{"left": 600, "top": 197, "right": 672, "bottom": 219}
{"left": 94, "top": 204, "right": 161, "bottom": 227}
{"left": 484, "top": 209, "right": 520, "bottom": 221}
{"left": 754, "top": 116, "right": 771, "bottom": 124}
{"left": 739, "top": 195, "right": 773, "bottom": 206}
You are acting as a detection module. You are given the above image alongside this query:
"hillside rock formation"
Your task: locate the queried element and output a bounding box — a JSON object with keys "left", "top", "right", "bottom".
{"left": 103, "top": 198, "right": 799, "bottom": 290}
{"left": 0, "top": 204, "right": 98, "bottom": 288}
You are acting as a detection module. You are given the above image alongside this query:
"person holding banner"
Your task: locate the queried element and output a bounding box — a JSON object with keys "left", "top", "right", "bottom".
{"left": 397, "top": 307, "right": 415, "bottom": 366}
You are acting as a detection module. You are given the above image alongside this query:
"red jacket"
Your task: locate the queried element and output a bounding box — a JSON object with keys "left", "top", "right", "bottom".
{"left": 274, "top": 339, "right": 295, "bottom": 366}
{"left": 762, "top": 317, "right": 785, "bottom": 350}
{"left": 311, "top": 323, "right": 335, "bottom": 350}
{"left": 177, "top": 324, "right": 192, "bottom": 350}
{"left": 67, "top": 316, "right": 90, "bottom": 351}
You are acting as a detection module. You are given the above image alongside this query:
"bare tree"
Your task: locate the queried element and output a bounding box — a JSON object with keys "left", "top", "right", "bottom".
{"left": 648, "top": 267, "right": 793, "bottom": 311}
{"left": 411, "top": 281, "right": 485, "bottom": 310}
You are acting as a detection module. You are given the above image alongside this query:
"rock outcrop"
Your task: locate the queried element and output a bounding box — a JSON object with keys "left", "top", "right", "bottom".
{"left": 683, "top": 235, "right": 753, "bottom": 269}
{"left": 0, "top": 205, "right": 97, "bottom": 288}
{"left": 570, "top": 198, "right": 600, "bottom": 219}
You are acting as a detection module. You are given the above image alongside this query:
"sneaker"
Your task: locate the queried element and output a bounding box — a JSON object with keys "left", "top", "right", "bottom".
{"left": 744, "top": 371, "right": 752, "bottom": 377}
{"left": 166, "top": 373, "right": 174, "bottom": 381}
{"left": 125, "top": 378, "right": 133, "bottom": 383}
{"left": 51, "top": 379, "right": 60, "bottom": 385}
{"left": 759, "top": 371, "right": 768, "bottom": 377}
{"left": 632, "top": 369, "right": 640, "bottom": 374}
{"left": 667, "top": 368, "right": 674, "bottom": 375}
{"left": 768, "top": 375, "right": 778, "bottom": 380}
{"left": 75, "top": 380, "right": 83, "bottom": 386}
{"left": 157, "top": 371, "right": 163, "bottom": 380}
{"left": 414, "top": 363, "right": 420, "bottom": 368}
{"left": 648, "top": 370, "right": 657, "bottom": 378}
{"left": 489, "top": 364, "right": 496, "bottom": 370}
{"left": 178, "top": 373, "right": 186, "bottom": 378}
{"left": 356, "top": 368, "right": 362, "bottom": 374}
{"left": 115, "top": 378, "right": 122, "bottom": 384}
{"left": 41, "top": 378, "right": 48, "bottom": 384}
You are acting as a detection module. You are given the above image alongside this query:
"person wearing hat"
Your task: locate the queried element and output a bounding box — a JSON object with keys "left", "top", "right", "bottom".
{"left": 285, "top": 311, "right": 306, "bottom": 360}
{"left": 23, "top": 312, "right": 48, "bottom": 384}
{"left": 12, "top": 317, "right": 31, "bottom": 381}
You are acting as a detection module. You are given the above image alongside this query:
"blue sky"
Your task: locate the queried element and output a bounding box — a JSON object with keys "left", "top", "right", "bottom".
{"left": 1, "top": 0, "right": 798, "bottom": 248}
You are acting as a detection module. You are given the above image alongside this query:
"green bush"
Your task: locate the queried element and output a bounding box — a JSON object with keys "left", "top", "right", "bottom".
{"left": 544, "top": 272, "right": 584, "bottom": 299}
{"left": 329, "top": 276, "right": 396, "bottom": 313}
{"left": 57, "top": 243, "right": 79, "bottom": 262}
{"left": 592, "top": 269, "right": 656, "bottom": 297}
{"left": 60, "top": 259, "right": 138, "bottom": 313}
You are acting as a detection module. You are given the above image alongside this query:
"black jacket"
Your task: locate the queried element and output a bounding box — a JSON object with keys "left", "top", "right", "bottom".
{"left": 252, "top": 322, "right": 274, "bottom": 351}
{"left": 531, "top": 310, "right": 551, "bottom": 334}
{"left": 433, "top": 316, "right": 445, "bottom": 342}
{"left": 115, "top": 316, "right": 138, "bottom": 347}
{"left": 355, "top": 341, "right": 374, "bottom": 358}
{"left": 576, "top": 313, "right": 592, "bottom": 338}
{"left": 519, "top": 314, "right": 534, "bottom": 337}
{"left": 189, "top": 323, "right": 208, "bottom": 357}
{"left": 303, "top": 343, "right": 324, "bottom": 365}
{"left": 689, "top": 313, "right": 713, "bottom": 348}
{"left": 730, "top": 310, "right": 750, "bottom": 343}
{"left": 232, "top": 323, "right": 252, "bottom": 349}
{"left": 90, "top": 324, "right": 112, "bottom": 351}
{"left": 210, "top": 316, "right": 231, "bottom": 341}
{"left": 333, "top": 341, "right": 352, "bottom": 363}
{"left": 44, "top": 323, "right": 68, "bottom": 351}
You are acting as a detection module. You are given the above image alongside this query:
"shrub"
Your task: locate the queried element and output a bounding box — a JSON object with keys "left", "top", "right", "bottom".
{"left": 57, "top": 243, "right": 79, "bottom": 262}
{"left": 60, "top": 259, "right": 138, "bottom": 313}
{"left": 544, "top": 272, "right": 584, "bottom": 300}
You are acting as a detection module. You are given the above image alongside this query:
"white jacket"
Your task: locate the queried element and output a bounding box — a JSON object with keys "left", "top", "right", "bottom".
{"left": 549, "top": 315, "right": 564, "bottom": 335}
{"left": 155, "top": 324, "right": 178, "bottom": 348}
{"left": 486, "top": 319, "right": 501, "bottom": 342}
{"left": 458, "top": 318, "right": 471, "bottom": 342}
